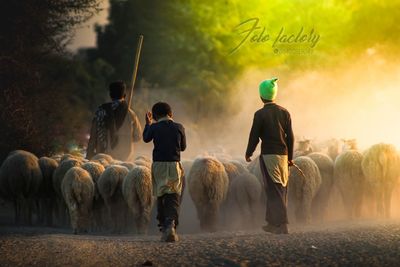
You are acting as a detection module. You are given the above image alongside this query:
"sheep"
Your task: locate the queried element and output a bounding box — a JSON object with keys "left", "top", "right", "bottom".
{"left": 227, "top": 172, "right": 262, "bottom": 229}
{"left": 52, "top": 158, "right": 82, "bottom": 226}
{"left": 62, "top": 167, "right": 94, "bottom": 234}
{"left": 327, "top": 138, "right": 341, "bottom": 161}
{"left": 38, "top": 157, "right": 59, "bottom": 226}
{"left": 0, "top": 150, "right": 42, "bottom": 225}
{"left": 97, "top": 165, "right": 129, "bottom": 233}
{"left": 246, "top": 156, "right": 266, "bottom": 207}
{"left": 60, "top": 154, "right": 85, "bottom": 164}
{"left": 188, "top": 157, "right": 229, "bottom": 232}
{"left": 288, "top": 156, "right": 321, "bottom": 224}
{"left": 221, "top": 161, "right": 249, "bottom": 227}
{"left": 222, "top": 162, "right": 243, "bottom": 184}
{"left": 92, "top": 153, "right": 114, "bottom": 164}
{"left": 333, "top": 150, "right": 365, "bottom": 219}
{"left": 53, "top": 159, "right": 82, "bottom": 197}
{"left": 120, "top": 162, "right": 136, "bottom": 171}
{"left": 81, "top": 162, "right": 105, "bottom": 230}
{"left": 134, "top": 159, "right": 152, "bottom": 169}
{"left": 294, "top": 140, "right": 313, "bottom": 158}
{"left": 230, "top": 160, "right": 248, "bottom": 174}
{"left": 91, "top": 153, "right": 113, "bottom": 168}
{"left": 307, "top": 152, "right": 334, "bottom": 221}
{"left": 247, "top": 156, "right": 264, "bottom": 188}
{"left": 122, "top": 166, "right": 154, "bottom": 234}
{"left": 50, "top": 154, "right": 62, "bottom": 163}
{"left": 362, "top": 143, "right": 400, "bottom": 218}
{"left": 135, "top": 155, "right": 151, "bottom": 164}
{"left": 179, "top": 159, "right": 198, "bottom": 232}
{"left": 342, "top": 139, "right": 358, "bottom": 151}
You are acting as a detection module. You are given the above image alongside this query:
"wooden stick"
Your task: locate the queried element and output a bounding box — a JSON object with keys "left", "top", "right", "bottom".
{"left": 128, "top": 35, "right": 144, "bottom": 108}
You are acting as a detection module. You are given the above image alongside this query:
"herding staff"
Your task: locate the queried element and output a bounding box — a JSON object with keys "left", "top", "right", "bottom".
{"left": 127, "top": 34, "right": 144, "bottom": 108}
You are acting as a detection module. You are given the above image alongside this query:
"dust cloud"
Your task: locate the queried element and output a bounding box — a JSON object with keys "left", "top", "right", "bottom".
{"left": 133, "top": 50, "right": 400, "bottom": 229}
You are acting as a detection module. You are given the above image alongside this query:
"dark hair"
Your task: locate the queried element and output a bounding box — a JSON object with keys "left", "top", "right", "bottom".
{"left": 261, "top": 97, "right": 273, "bottom": 103}
{"left": 109, "top": 81, "right": 126, "bottom": 100}
{"left": 152, "top": 102, "right": 172, "bottom": 121}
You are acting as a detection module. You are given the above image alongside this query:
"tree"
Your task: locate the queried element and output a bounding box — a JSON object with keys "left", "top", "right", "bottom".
{"left": 0, "top": 0, "right": 101, "bottom": 161}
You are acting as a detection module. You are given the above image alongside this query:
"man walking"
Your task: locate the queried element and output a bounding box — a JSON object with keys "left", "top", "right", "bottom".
{"left": 87, "top": 81, "right": 142, "bottom": 161}
{"left": 245, "top": 78, "right": 294, "bottom": 234}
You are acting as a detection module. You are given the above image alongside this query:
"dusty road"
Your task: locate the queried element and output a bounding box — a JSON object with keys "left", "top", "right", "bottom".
{"left": 1, "top": 220, "right": 400, "bottom": 267}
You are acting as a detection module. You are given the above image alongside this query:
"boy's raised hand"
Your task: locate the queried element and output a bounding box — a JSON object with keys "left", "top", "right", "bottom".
{"left": 145, "top": 111, "right": 153, "bottom": 125}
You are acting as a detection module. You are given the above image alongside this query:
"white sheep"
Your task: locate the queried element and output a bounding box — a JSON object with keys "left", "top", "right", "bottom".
{"left": 38, "top": 156, "right": 59, "bottom": 226}
{"left": 62, "top": 167, "right": 94, "bottom": 234}
{"left": 288, "top": 156, "right": 321, "bottom": 223}
{"left": 81, "top": 161, "right": 105, "bottom": 230}
{"left": 0, "top": 150, "right": 42, "bottom": 225}
{"left": 246, "top": 156, "right": 266, "bottom": 208}
{"left": 227, "top": 172, "right": 262, "bottom": 229}
{"left": 188, "top": 157, "right": 229, "bottom": 232}
{"left": 122, "top": 166, "right": 153, "bottom": 234}
{"left": 52, "top": 158, "right": 82, "bottom": 226}
{"left": 91, "top": 153, "right": 114, "bottom": 168}
{"left": 134, "top": 159, "right": 152, "bottom": 169}
{"left": 334, "top": 150, "right": 365, "bottom": 219}
{"left": 247, "top": 156, "right": 264, "bottom": 188}
{"left": 120, "top": 162, "right": 136, "bottom": 171}
{"left": 307, "top": 152, "right": 334, "bottom": 221}
{"left": 294, "top": 140, "right": 313, "bottom": 158}
{"left": 97, "top": 164, "right": 129, "bottom": 233}
{"left": 92, "top": 153, "right": 114, "bottom": 164}
{"left": 362, "top": 143, "right": 400, "bottom": 218}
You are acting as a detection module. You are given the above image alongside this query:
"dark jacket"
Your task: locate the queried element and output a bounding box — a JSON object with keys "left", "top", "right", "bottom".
{"left": 245, "top": 102, "right": 294, "bottom": 160}
{"left": 87, "top": 100, "right": 142, "bottom": 160}
{"left": 143, "top": 119, "right": 186, "bottom": 162}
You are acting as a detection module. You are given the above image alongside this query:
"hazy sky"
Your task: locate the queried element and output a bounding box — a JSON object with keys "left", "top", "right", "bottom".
{"left": 67, "top": 0, "right": 110, "bottom": 51}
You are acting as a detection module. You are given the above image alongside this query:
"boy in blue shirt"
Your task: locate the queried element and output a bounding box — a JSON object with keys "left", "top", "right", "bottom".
{"left": 143, "top": 102, "right": 186, "bottom": 242}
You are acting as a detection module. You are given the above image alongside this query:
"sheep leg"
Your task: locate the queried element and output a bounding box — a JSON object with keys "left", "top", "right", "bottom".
{"left": 46, "top": 199, "right": 54, "bottom": 227}
{"left": 375, "top": 191, "right": 384, "bottom": 217}
{"left": 26, "top": 198, "right": 33, "bottom": 226}
{"left": 13, "top": 199, "right": 20, "bottom": 225}
{"left": 340, "top": 187, "right": 354, "bottom": 219}
{"left": 202, "top": 203, "right": 218, "bottom": 232}
{"left": 384, "top": 187, "right": 392, "bottom": 218}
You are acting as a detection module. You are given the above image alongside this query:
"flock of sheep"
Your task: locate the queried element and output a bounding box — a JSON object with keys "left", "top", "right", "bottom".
{"left": 0, "top": 152, "right": 153, "bottom": 234}
{"left": 0, "top": 139, "right": 399, "bottom": 234}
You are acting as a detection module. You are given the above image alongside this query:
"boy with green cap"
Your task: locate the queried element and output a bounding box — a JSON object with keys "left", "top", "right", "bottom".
{"left": 245, "top": 78, "right": 294, "bottom": 234}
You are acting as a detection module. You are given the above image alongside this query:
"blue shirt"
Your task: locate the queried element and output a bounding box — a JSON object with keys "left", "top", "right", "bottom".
{"left": 143, "top": 119, "right": 186, "bottom": 162}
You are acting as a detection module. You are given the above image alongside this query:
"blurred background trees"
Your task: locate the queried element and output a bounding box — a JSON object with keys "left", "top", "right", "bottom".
{"left": 0, "top": 0, "right": 101, "bottom": 161}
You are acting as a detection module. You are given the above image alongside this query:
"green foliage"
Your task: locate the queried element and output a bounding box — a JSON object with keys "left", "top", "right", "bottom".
{"left": 89, "top": 0, "right": 400, "bottom": 121}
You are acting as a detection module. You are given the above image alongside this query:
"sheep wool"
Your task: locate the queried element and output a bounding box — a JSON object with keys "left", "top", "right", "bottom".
{"left": 307, "top": 152, "right": 334, "bottom": 221}
{"left": 97, "top": 165, "right": 129, "bottom": 233}
{"left": 188, "top": 157, "right": 229, "bottom": 232}
{"left": 228, "top": 172, "right": 262, "bottom": 228}
{"left": 38, "top": 157, "right": 59, "bottom": 226}
{"left": 62, "top": 167, "right": 94, "bottom": 234}
{"left": 288, "top": 156, "right": 321, "bottom": 223}
{"left": 362, "top": 143, "right": 400, "bottom": 218}
{"left": 334, "top": 150, "right": 365, "bottom": 219}
{"left": 122, "top": 166, "right": 153, "bottom": 234}
{"left": 0, "top": 150, "right": 43, "bottom": 224}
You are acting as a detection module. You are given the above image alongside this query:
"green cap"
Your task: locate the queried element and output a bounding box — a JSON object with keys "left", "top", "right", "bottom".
{"left": 259, "top": 78, "right": 278, "bottom": 100}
